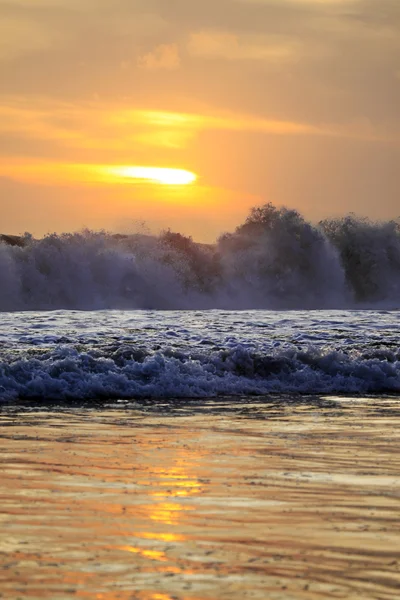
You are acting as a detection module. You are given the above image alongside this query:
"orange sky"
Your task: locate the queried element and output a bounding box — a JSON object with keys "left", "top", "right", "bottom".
{"left": 0, "top": 0, "right": 399, "bottom": 242}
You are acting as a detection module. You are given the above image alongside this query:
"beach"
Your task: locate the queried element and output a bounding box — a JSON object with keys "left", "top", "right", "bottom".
{"left": 2, "top": 0, "right": 400, "bottom": 596}
{"left": 1, "top": 396, "right": 399, "bottom": 599}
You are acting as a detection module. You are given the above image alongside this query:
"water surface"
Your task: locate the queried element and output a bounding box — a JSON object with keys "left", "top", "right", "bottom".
{"left": 1, "top": 396, "right": 399, "bottom": 599}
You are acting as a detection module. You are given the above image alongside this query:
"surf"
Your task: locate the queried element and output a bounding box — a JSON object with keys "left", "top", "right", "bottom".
{"left": 0, "top": 203, "right": 399, "bottom": 311}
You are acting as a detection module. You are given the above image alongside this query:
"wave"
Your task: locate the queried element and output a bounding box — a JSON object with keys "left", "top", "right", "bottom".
{"left": 1, "top": 343, "right": 399, "bottom": 401}
{"left": 1, "top": 204, "right": 399, "bottom": 310}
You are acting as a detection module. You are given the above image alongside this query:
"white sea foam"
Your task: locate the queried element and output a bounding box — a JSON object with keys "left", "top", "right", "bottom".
{"left": 0, "top": 310, "right": 399, "bottom": 401}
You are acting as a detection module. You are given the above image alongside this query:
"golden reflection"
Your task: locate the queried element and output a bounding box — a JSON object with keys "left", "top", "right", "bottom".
{"left": 135, "top": 531, "right": 186, "bottom": 542}
{"left": 3, "top": 405, "right": 400, "bottom": 600}
{"left": 154, "top": 475, "right": 202, "bottom": 498}
{"left": 138, "top": 455, "right": 203, "bottom": 528}
{"left": 117, "top": 545, "right": 167, "bottom": 562}
{"left": 144, "top": 501, "right": 190, "bottom": 526}
{"left": 86, "top": 592, "right": 175, "bottom": 600}
{"left": 151, "top": 462, "right": 203, "bottom": 497}
{"left": 152, "top": 486, "right": 201, "bottom": 498}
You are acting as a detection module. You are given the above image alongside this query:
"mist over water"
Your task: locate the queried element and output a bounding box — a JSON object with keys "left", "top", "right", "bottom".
{"left": 1, "top": 204, "right": 399, "bottom": 311}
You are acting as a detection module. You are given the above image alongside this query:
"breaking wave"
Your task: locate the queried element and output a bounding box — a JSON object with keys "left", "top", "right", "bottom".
{"left": 1, "top": 307, "right": 399, "bottom": 400}
{"left": 1, "top": 343, "right": 399, "bottom": 401}
{"left": 1, "top": 204, "right": 399, "bottom": 311}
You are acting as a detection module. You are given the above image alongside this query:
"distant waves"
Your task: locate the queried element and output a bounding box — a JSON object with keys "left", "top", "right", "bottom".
{"left": 1, "top": 204, "right": 399, "bottom": 310}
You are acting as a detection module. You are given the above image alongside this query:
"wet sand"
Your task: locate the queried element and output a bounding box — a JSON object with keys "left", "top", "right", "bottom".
{"left": 1, "top": 396, "right": 400, "bottom": 599}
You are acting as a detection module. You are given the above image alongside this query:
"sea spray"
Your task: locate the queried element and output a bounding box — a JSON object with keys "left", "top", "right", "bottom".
{"left": 218, "top": 204, "right": 347, "bottom": 308}
{"left": 0, "top": 204, "right": 399, "bottom": 310}
{"left": 320, "top": 215, "right": 400, "bottom": 303}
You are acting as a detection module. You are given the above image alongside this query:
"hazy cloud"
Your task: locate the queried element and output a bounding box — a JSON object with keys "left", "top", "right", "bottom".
{"left": 188, "top": 31, "right": 299, "bottom": 62}
{"left": 138, "top": 43, "right": 181, "bottom": 70}
{"left": 0, "top": 15, "right": 58, "bottom": 60}
{"left": 0, "top": 0, "right": 398, "bottom": 127}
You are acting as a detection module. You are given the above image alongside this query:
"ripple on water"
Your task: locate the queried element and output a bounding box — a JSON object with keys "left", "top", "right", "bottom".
{"left": 0, "top": 396, "right": 400, "bottom": 600}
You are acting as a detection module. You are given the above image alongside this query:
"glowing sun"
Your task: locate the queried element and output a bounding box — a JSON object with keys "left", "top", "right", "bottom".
{"left": 106, "top": 166, "right": 197, "bottom": 185}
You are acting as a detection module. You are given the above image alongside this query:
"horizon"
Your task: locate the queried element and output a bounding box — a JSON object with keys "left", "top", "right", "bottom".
{"left": 1, "top": 199, "right": 400, "bottom": 246}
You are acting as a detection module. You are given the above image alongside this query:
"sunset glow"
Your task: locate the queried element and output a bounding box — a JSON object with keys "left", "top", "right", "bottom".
{"left": 104, "top": 166, "right": 197, "bottom": 186}
{"left": 0, "top": 0, "right": 398, "bottom": 239}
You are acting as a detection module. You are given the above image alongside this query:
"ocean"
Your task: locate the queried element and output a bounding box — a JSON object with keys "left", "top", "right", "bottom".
{"left": 1, "top": 308, "right": 399, "bottom": 598}
{"left": 1, "top": 207, "right": 400, "bottom": 598}
{"left": 0, "top": 309, "right": 399, "bottom": 401}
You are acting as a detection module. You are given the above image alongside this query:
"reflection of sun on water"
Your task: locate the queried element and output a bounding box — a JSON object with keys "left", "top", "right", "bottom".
{"left": 113, "top": 460, "right": 202, "bottom": 585}
{"left": 135, "top": 532, "right": 186, "bottom": 542}
{"left": 117, "top": 545, "right": 167, "bottom": 562}
{"left": 151, "top": 465, "right": 203, "bottom": 498}
{"left": 92, "top": 587, "right": 175, "bottom": 600}
{"left": 145, "top": 501, "right": 190, "bottom": 526}
{"left": 107, "top": 445, "right": 207, "bottom": 583}
{"left": 138, "top": 462, "right": 202, "bottom": 535}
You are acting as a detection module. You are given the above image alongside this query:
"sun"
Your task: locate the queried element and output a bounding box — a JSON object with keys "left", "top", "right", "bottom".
{"left": 105, "top": 166, "right": 197, "bottom": 185}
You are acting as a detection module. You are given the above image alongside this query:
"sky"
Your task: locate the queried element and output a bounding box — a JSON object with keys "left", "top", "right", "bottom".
{"left": 0, "top": 0, "right": 399, "bottom": 242}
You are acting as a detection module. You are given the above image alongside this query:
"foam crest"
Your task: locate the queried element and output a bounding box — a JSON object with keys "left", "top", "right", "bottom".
{"left": 1, "top": 343, "right": 399, "bottom": 401}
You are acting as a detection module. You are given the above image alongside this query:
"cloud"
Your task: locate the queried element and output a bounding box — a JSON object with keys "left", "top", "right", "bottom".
{"left": 0, "top": 15, "right": 58, "bottom": 60}
{"left": 0, "top": 0, "right": 399, "bottom": 198}
{"left": 138, "top": 44, "right": 181, "bottom": 71}
{"left": 0, "top": 0, "right": 398, "bottom": 132}
{"left": 0, "top": 95, "right": 398, "bottom": 180}
{"left": 188, "top": 30, "right": 300, "bottom": 62}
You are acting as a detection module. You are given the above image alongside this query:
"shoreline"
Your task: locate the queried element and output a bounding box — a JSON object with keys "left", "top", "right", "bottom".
{"left": 2, "top": 392, "right": 400, "bottom": 410}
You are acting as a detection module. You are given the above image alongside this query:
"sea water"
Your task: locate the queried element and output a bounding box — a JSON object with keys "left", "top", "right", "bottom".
{"left": 0, "top": 309, "right": 399, "bottom": 401}
{"left": 1, "top": 206, "right": 400, "bottom": 598}
{"left": 1, "top": 398, "right": 400, "bottom": 599}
